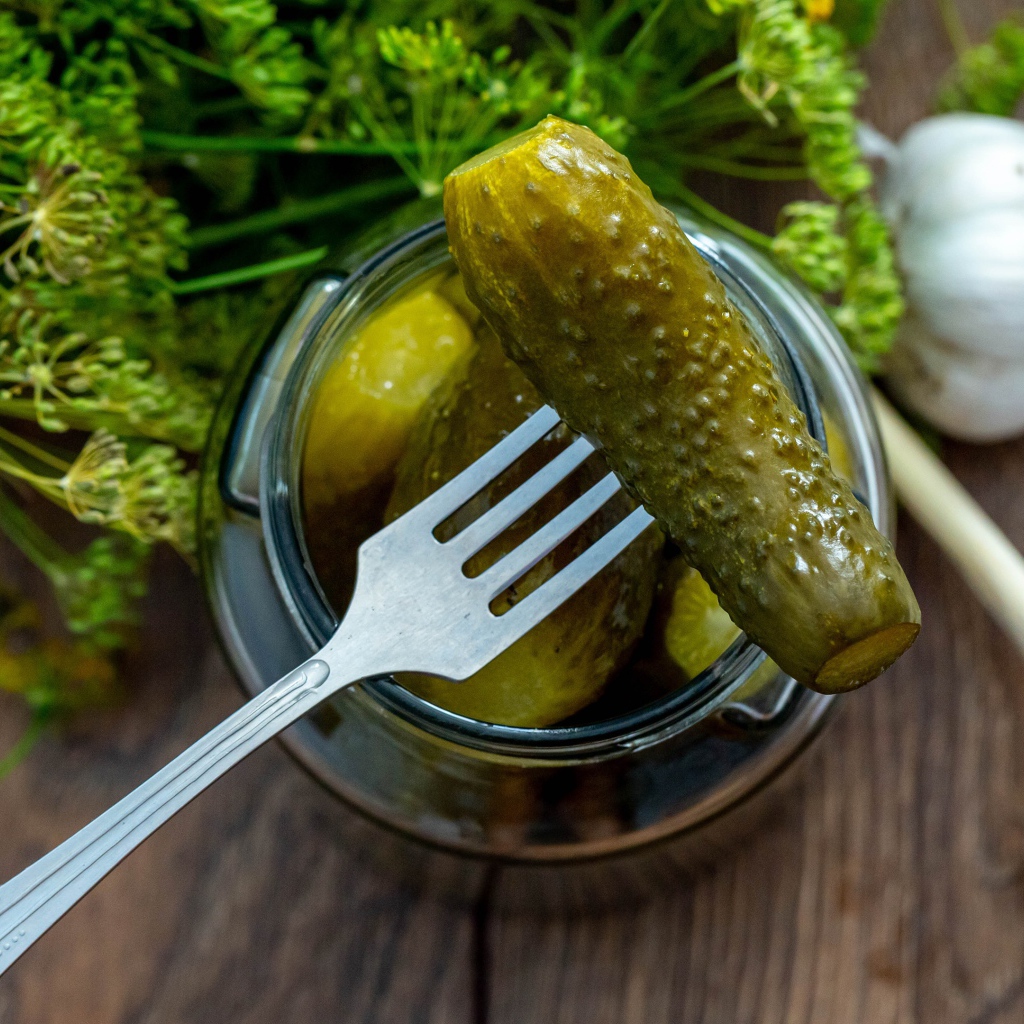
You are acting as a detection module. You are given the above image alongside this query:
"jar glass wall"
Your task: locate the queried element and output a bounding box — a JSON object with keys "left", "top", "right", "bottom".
{"left": 199, "top": 207, "right": 890, "bottom": 865}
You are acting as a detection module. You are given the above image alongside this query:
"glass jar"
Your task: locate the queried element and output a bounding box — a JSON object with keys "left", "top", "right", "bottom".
{"left": 199, "top": 205, "right": 891, "bottom": 897}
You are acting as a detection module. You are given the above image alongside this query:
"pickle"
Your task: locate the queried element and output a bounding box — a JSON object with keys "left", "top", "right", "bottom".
{"left": 303, "top": 285, "right": 474, "bottom": 506}
{"left": 443, "top": 116, "right": 920, "bottom": 693}
{"left": 303, "top": 284, "right": 475, "bottom": 607}
{"left": 663, "top": 562, "right": 742, "bottom": 679}
{"left": 823, "top": 414, "right": 855, "bottom": 485}
{"left": 387, "top": 329, "right": 663, "bottom": 726}
{"left": 663, "top": 414, "right": 854, "bottom": 680}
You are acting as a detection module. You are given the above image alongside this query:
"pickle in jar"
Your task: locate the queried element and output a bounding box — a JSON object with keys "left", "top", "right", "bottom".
{"left": 303, "top": 280, "right": 475, "bottom": 605}
{"left": 387, "top": 328, "right": 663, "bottom": 726}
{"left": 443, "top": 115, "right": 920, "bottom": 693}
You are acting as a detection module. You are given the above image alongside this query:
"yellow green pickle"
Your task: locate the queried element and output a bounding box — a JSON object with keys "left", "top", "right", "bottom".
{"left": 662, "top": 412, "right": 856, "bottom": 684}
{"left": 387, "top": 329, "right": 663, "bottom": 726}
{"left": 443, "top": 115, "right": 920, "bottom": 693}
{"left": 303, "top": 281, "right": 475, "bottom": 605}
{"left": 303, "top": 284, "right": 475, "bottom": 504}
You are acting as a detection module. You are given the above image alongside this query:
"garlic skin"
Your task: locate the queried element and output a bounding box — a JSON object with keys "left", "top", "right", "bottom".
{"left": 875, "top": 113, "right": 1024, "bottom": 439}
{"left": 878, "top": 115, "right": 1024, "bottom": 230}
{"left": 897, "top": 209, "right": 1024, "bottom": 359}
{"left": 886, "top": 311, "right": 1024, "bottom": 442}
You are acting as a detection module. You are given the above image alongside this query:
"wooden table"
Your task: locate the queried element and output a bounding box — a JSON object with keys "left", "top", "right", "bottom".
{"left": 2, "top": 1, "right": 1023, "bottom": 1019}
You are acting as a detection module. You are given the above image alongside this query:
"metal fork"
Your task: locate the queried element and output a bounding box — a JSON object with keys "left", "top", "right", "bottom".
{"left": 0, "top": 405, "right": 654, "bottom": 973}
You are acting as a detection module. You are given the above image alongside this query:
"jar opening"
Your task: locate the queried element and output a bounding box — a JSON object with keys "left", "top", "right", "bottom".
{"left": 261, "top": 218, "right": 826, "bottom": 758}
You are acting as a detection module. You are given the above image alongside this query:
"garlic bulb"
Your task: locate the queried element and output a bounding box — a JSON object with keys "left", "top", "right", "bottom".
{"left": 886, "top": 311, "right": 1024, "bottom": 442}
{"left": 869, "top": 113, "right": 1024, "bottom": 440}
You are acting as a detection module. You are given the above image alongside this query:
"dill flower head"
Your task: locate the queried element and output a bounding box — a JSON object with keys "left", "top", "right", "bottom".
{"left": 0, "top": 161, "right": 113, "bottom": 283}
{"left": 59, "top": 429, "right": 126, "bottom": 522}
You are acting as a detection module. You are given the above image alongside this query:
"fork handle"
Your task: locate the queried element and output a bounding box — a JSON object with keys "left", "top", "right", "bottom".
{"left": 0, "top": 655, "right": 340, "bottom": 975}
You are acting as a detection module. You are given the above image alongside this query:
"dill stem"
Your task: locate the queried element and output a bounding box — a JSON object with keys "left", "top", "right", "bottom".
{"left": 658, "top": 60, "right": 742, "bottom": 112}
{"left": 132, "top": 31, "right": 234, "bottom": 81}
{"left": 937, "top": 0, "right": 971, "bottom": 55}
{"left": 171, "top": 246, "right": 329, "bottom": 295}
{"left": 0, "top": 456, "right": 66, "bottom": 513}
{"left": 671, "top": 183, "right": 774, "bottom": 250}
{"left": 0, "top": 401, "right": 199, "bottom": 450}
{"left": 0, "top": 487, "right": 68, "bottom": 577}
{"left": 0, "top": 424, "right": 71, "bottom": 473}
{"left": 624, "top": 0, "right": 670, "bottom": 62}
{"left": 0, "top": 713, "right": 50, "bottom": 781}
{"left": 347, "top": 100, "right": 424, "bottom": 192}
{"left": 589, "top": 0, "right": 644, "bottom": 55}
{"left": 142, "top": 129, "right": 425, "bottom": 157}
{"left": 507, "top": 1, "right": 579, "bottom": 53}
{"left": 187, "top": 177, "right": 413, "bottom": 249}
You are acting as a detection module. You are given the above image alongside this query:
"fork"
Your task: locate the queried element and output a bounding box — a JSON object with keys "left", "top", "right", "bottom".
{"left": 0, "top": 404, "right": 654, "bottom": 974}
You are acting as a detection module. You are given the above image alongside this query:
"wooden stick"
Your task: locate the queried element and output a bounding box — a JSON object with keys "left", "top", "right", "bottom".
{"left": 871, "top": 388, "right": 1024, "bottom": 655}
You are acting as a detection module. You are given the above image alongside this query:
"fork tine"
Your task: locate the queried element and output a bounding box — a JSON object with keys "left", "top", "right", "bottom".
{"left": 449, "top": 435, "right": 594, "bottom": 559}
{"left": 477, "top": 471, "right": 623, "bottom": 599}
{"left": 496, "top": 505, "right": 656, "bottom": 645}
{"left": 410, "top": 405, "right": 561, "bottom": 527}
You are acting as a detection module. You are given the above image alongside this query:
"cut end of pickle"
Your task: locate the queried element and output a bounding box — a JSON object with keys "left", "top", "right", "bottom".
{"left": 812, "top": 622, "right": 921, "bottom": 694}
{"left": 444, "top": 117, "right": 553, "bottom": 178}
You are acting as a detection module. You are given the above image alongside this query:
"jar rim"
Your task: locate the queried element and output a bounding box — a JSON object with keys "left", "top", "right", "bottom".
{"left": 261, "top": 216, "right": 827, "bottom": 759}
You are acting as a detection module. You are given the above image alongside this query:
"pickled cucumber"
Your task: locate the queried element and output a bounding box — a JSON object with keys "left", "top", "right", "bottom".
{"left": 663, "top": 563, "right": 742, "bottom": 678}
{"left": 823, "top": 414, "right": 854, "bottom": 485}
{"left": 387, "top": 329, "right": 664, "bottom": 726}
{"left": 663, "top": 413, "right": 854, "bottom": 681}
{"left": 443, "top": 116, "right": 920, "bottom": 693}
{"left": 303, "top": 284, "right": 475, "bottom": 607}
{"left": 303, "top": 285, "right": 475, "bottom": 507}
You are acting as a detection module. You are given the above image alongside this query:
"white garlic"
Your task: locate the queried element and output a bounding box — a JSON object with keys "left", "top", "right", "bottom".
{"left": 868, "top": 113, "right": 1024, "bottom": 439}
{"left": 886, "top": 311, "right": 1024, "bottom": 442}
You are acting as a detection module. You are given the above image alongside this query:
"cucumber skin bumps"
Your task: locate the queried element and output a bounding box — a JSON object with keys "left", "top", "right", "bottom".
{"left": 443, "top": 116, "right": 920, "bottom": 693}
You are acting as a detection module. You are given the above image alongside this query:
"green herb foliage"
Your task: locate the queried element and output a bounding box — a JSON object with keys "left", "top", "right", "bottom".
{"left": 939, "top": 16, "right": 1024, "bottom": 117}
{"left": 830, "top": 0, "right": 889, "bottom": 48}
{"left": 0, "top": 0, "right": 897, "bottom": 764}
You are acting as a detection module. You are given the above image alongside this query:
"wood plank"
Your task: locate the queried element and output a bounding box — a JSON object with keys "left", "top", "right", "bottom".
{"left": 0, "top": 551, "right": 475, "bottom": 1023}
{"left": 486, "top": 1, "right": 1024, "bottom": 1020}
{"left": 486, "top": 459, "right": 1024, "bottom": 1024}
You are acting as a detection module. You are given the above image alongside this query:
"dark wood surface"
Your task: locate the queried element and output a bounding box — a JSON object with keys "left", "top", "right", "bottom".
{"left": 2, "top": 0, "right": 1023, "bottom": 1019}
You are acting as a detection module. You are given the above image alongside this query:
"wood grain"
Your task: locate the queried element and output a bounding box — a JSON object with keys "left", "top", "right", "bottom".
{"left": 486, "top": 2, "right": 1024, "bottom": 1022}
{"left": 0, "top": 551, "right": 475, "bottom": 1024}
{"left": 2, "top": 1, "right": 1023, "bottom": 1021}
